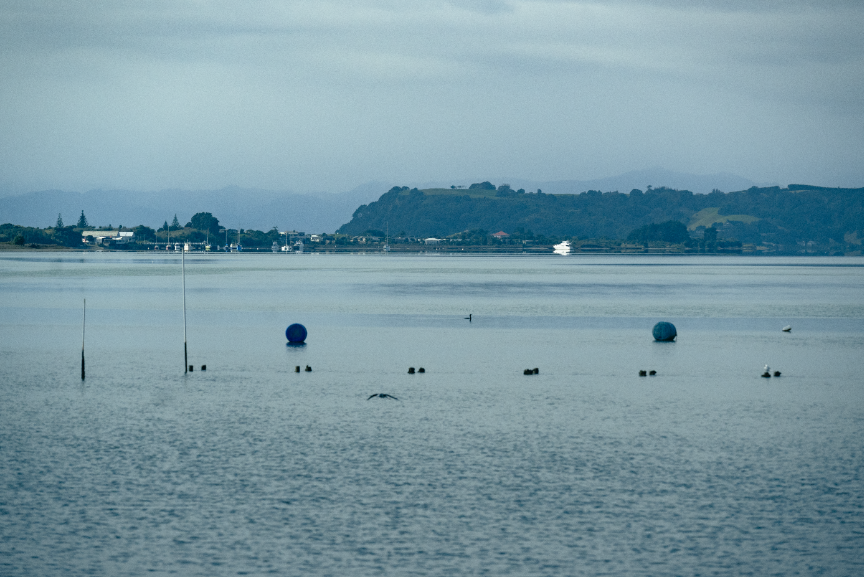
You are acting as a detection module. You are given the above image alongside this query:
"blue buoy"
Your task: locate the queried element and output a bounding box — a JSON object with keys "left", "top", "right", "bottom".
{"left": 652, "top": 321, "right": 677, "bottom": 342}
{"left": 286, "top": 323, "right": 307, "bottom": 343}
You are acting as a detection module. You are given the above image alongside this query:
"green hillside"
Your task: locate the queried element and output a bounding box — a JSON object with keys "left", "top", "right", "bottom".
{"left": 688, "top": 207, "right": 759, "bottom": 230}
{"left": 338, "top": 183, "right": 864, "bottom": 254}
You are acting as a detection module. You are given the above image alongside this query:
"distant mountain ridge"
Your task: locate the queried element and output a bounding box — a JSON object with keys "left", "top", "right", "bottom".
{"left": 0, "top": 183, "right": 388, "bottom": 232}
{"left": 0, "top": 169, "right": 768, "bottom": 231}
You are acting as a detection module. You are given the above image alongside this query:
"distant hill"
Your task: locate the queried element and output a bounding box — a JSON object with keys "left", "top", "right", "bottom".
{"left": 0, "top": 183, "right": 387, "bottom": 233}
{"left": 337, "top": 184, "right": 864, "bottom": 250}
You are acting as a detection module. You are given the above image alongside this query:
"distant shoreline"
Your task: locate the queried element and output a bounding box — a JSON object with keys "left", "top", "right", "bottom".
{"left": 2, "top": 243, "right": 860, "bottom": 257}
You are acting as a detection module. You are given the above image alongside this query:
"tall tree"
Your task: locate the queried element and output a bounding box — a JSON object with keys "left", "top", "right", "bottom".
{"left": 189, "top": 212, "right": 221, "bottom": 236}
{"left": 77, "top": 210, "right": 88, "bottom": 228}
{"left": 170, "top": 214, "right": 180, "bottom": 230}
{"left": 55, "top": 213, "right": 63, "bottom": 228}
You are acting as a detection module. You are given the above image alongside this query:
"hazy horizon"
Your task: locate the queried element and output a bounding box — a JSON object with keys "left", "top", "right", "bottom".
{"left": 2, "top": 1, "right": 863, "bottom": 195}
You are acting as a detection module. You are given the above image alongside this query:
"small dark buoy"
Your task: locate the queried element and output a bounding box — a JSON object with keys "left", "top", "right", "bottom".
{"left": 639, "top": 370, "right": 647, "bottom": 376}
{"left": 295, "top": 366, "right": 300, "bottom": 373}
{"left": 188, "top": 365, "right": 194, "bottom": 372}
{"left": 773, "top": 371, "right": 781, "bottom": 377}
{"left": 201, "top": 365, "right": 206, "bottom": 371}
{"left": 418, "top": 367, "right": 425, "bottom": 373}
{"left": 408, "top": 367, "right": 415, "bottom": 374}
{"left": 649, "top": 370, "right": 656, "bottom": 376}
{"left": 286, "top": 323, "right": 307, "bottom": 344}
{"left": 305, "top": 365, "right": 312, "bottom": 372}
{"left": 762, "top": 372, "right": 771, "bottom": 378}
{"left": 368, "top": 393, "right": 398, "bottom": 400}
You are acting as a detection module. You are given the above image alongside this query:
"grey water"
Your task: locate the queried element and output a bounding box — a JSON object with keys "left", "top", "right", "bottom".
{"left": 1, "top": 252, "right": 863, "bottom": 576}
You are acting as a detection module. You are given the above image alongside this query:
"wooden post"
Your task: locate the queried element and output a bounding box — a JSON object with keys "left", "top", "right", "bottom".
{"left": 81, "top": 298, "right": 85, "bottom": 380}
{"left": 182, "top": 246, "right": 187, "bottom": 374}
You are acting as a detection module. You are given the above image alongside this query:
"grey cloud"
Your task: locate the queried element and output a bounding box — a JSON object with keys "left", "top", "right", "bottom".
{"left": 0, "top": 0, "right": 862, "bottom": 193}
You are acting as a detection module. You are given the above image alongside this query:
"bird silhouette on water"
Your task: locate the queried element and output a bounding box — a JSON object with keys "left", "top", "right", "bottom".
{"left": 465, "top": 314, "right": 472, "bottom": 322}
{"left": 367, "top": 393, "right": 398, "bottom": 400}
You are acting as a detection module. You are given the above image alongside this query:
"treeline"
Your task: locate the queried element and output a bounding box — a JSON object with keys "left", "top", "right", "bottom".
{"left": 337, "top": 183, "right": 864, "bottom": 253}
{"left": 0, "top": 211, "right": 296, "bottom": 249}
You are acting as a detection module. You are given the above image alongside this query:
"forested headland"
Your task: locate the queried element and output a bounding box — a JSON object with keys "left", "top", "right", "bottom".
{"left": 337, "top": 183, "right": 864, "bottom": 254}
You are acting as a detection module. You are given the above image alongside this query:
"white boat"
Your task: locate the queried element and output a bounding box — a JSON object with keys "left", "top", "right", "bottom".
{"left": 553, "top": 240, "right": 571, "bottom": 255}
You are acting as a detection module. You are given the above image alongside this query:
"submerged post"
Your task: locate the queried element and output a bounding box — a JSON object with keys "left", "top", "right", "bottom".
{"left": 182, "top": 246, "right": 187, "bottom": 374}
{"left": 81, "top": 298, "right": 86, "bottom": 380}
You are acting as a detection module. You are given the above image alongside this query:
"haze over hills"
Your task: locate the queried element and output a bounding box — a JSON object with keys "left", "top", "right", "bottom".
{"left": 0, "top": 169, "right": 768, "bottom": 231}
{"left": 0, "top": 182, "right": 389, "bottom": 233}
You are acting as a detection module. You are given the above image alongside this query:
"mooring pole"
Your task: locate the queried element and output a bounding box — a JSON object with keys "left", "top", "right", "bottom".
{"left": 81, "top": 298, "right": 86, "bottom": 380}
{"left": 182, "top": 245, "right": 188, "bottom": 374}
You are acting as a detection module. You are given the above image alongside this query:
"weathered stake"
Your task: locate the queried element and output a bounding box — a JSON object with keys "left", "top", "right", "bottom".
{"left": 182, "top": 246, "right": 188, "bottom": 374}
{"left": 81, "top": 298, "right": 86, "bottom": 380}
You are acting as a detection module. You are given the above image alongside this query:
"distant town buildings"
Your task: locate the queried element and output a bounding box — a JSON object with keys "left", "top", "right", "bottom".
{"left": 81, "top": 230, "right": 134, "bottom": 245}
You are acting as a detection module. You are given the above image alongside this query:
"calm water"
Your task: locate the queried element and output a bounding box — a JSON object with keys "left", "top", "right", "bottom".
{"left": 1, "top": 252, "right": 863, "bottom": 576}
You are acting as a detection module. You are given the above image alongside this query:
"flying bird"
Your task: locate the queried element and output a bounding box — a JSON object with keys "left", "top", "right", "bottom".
{"left": 367, "top": 393, "right": 398, "bottom": 400}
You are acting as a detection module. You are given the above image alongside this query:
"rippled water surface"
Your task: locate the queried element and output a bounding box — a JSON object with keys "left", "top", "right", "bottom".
{"left": 1, "top": 252, "right": 863, "bottom": 575}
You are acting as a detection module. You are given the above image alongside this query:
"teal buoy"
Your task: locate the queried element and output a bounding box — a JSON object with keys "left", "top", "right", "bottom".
{"left": 286, "top": 323, "right": 307, "bottom": 343}
{"left": 652, "top": 321, "right": 677, "bottom": 341}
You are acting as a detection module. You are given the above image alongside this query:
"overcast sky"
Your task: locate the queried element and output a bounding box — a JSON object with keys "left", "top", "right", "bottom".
{"left": 1, "top": 0, "right": 862, "bottom": 195}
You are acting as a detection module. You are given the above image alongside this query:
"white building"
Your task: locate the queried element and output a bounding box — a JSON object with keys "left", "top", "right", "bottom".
{"left": 81, "top": 231, "right": 135, "bottom": 245}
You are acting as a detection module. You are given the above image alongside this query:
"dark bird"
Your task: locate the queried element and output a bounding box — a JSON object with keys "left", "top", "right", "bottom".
{"left": 465, "top": 314, "right": 472, "bottom": 322}
{"left": 367, "top": 393, "right": 398, "bottom": 400}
